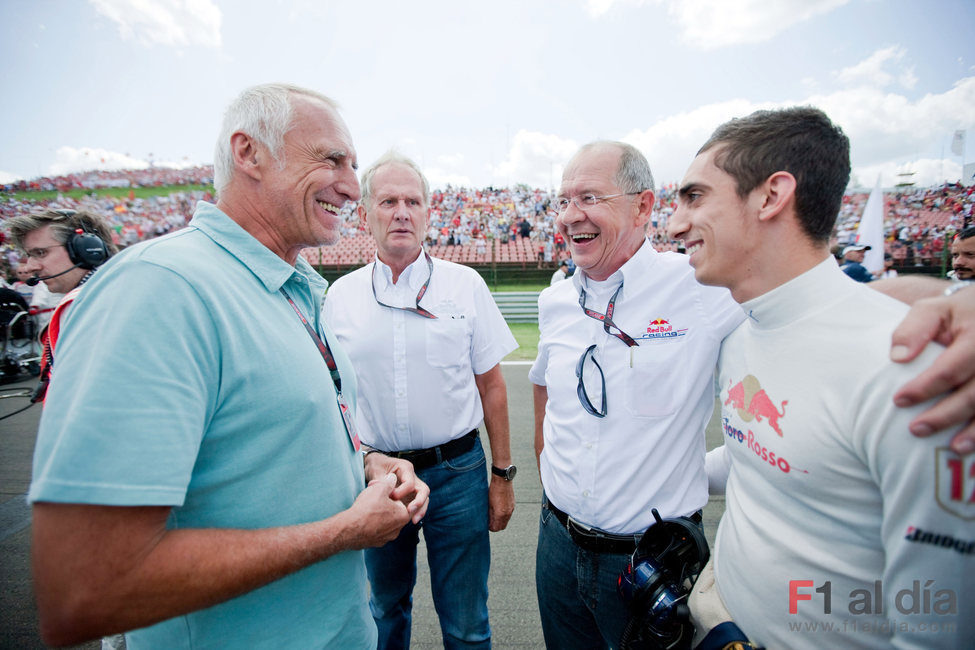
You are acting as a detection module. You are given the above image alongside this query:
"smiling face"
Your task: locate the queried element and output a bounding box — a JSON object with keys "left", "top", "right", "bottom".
{"left": 260, "top": 97, "right": 360, "bottom": 262}
{"left": 360, "top": 162, "right": 430, "bottom": 270}
{"left": 20, "top": 225, "right": 87, "bottom": 294}
{"left": 669, "top": 147, "right": 760, "bottom": 300}
{"left": 556, "top": 145, "right": 650, "bottom": 281}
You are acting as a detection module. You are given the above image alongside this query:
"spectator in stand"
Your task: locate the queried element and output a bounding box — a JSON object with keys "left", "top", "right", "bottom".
{"left": 949, "top": 225, "right": 975, "bottom": 281}
{"left": 877, "top": 252, "right": 898, "bottom": 279}
{"left": 11, "top": 263, "right": 34, "bottom": 302}
{"left": 840, "top": 243, "right": 872, "bottom": 282}
{"left": 550, "top": 259, "right": 569, "bottom": 285}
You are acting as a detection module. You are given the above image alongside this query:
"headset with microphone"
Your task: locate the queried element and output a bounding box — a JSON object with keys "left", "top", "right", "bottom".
{"left": 26, "top": 228, "right": 110, "bottom": 286}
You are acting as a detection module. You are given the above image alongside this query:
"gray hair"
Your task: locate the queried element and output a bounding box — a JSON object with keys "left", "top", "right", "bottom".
{"left": 359, "top": 150, "right": 430, "bottom": 208}
{"left": 573, "top": 141, "right": 655, "bottom": 195}
{"left": 212, "top": 83, "right": 338, "bottom": 196}
{"left": 6, "top": 208, "right": 118, "bottom": 256}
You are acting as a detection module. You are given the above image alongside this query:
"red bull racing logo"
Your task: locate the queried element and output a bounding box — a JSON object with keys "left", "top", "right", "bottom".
{"left": 725, "top": 375, "right": 787, "bottom": 437}
{"left": 644, "top": 317, "right": 688, "bottom": 340}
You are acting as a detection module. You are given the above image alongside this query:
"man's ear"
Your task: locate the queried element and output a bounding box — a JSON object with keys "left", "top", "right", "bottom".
{"left": 357, "top": 201, "right": 369, "bottom": 229}
{"left": 230, "top": 132, "right": 262, "bottom": 182}
{"left": 757, "top": 171, "right": 797, "bottom": 222}
{"left": 634, "top": 189, "right": 656, "bottom": 226}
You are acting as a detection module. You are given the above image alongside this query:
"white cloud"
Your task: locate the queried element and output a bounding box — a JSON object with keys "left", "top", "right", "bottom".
{"left": 44, "top": 147, "right": 206, "bottom": 177}
{"left": 425, "top": 168, "right": 474, "bottom": 190}
{"left": 836, "top": 45, "right": 916, "bottom": 89}
{"left": 90, "top": 0, "right": 222, "bottom": 48}
{"left": 585, "top": 0, "right": 650, "bottom": 18}
{"left": 435, "top": 153, "right": 466, "bottom": 169}
{"left": 665, "top": 0, "right": 849, "bottom": 49}
{"left": 47, "top": 146, "right": 150, "bottom": 175}
{"left": 507, "top": 76, "right": 975, "bottom": 190}
{"left": 0, "top": 170, "right": 20, "bottom": 184}
{"left": 421, "top": 153, "right": 475, "bottom": 189}
{"left": 489, "top": 130, "right": 579, "bottom": 190}
{"left": 851, "top": 158, "right": 963, "bottom": 190}
{"left": 621, "top": 99, "right": 776, "bottom": 186}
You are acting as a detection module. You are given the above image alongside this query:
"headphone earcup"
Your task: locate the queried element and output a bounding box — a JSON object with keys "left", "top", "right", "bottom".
{"left": 66, "top": 231, "right": 110, "bottom": 269}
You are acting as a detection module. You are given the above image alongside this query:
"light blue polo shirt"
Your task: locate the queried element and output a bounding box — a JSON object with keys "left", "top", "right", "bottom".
{"left": 29, "top": 201, "right": 376, "bottom": 649}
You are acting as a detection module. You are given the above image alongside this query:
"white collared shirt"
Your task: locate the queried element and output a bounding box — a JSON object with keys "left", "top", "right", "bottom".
{"left": 324, "top": 250, "right": 517, "bottom": 451}
{"left": 529, "top": 239, "right": 744, "bottom": 534}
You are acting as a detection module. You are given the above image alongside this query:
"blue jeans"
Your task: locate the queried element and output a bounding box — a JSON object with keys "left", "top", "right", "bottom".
{"left": 366, "top": 437, "right": 491, "bottom": 650}
{"left": 535, "top": 497, "right": 632, "bottom": 650}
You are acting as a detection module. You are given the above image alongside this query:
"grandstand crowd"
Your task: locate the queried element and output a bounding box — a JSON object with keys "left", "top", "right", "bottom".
{"left": 2, "top": 164, "right": 974, "bottom": 278}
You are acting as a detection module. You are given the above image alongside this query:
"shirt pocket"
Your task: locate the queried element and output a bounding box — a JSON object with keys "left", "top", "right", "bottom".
{"left": 624, "top": 338, "right": 687, "bottom": 418}
{"left": 424, "top": 315, "right": 472, "bottom": 368}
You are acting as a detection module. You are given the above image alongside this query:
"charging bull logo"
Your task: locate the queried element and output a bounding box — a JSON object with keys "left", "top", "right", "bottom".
{"left": 725, "top": 375, "right": 788, "bottom": 437}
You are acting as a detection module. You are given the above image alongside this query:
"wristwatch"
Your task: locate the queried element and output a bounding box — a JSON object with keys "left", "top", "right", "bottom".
{"left": 491, "top": 464, "right": 517, "bottom": 481}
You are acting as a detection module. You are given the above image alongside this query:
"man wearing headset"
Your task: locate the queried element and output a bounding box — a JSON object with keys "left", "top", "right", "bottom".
{"left": 7, "top": 208, "right": 117, "bottom": 400}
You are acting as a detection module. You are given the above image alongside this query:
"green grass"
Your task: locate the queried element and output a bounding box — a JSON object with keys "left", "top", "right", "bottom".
{"left": 487, "top": 282, "right": 548, "bottom": 292}
{"left": 505, "top": 322, "right": 540, "bottom": 362}
{"left": 2, "top": 183, "right": 214, "bottom": 203}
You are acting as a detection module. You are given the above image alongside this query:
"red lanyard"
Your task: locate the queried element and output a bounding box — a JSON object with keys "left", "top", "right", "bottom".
{"left": 281, "top": 289, "right": 341, "bottom": 392}
{"left": 371, "top": 251, "right": 437, "bottom": 319}
{"left": 578, "top": 281, "right": 639, "bottom": 347}
{"left": 281, "top": 287, "right": 360, "bottom": 451}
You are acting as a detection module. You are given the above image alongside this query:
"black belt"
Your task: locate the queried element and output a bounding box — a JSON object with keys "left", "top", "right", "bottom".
{"left": 381, "top": 429, "right": 479, "bottom": 471}
{"left": 546, "top": 498, "right": 702, "bottom": 555}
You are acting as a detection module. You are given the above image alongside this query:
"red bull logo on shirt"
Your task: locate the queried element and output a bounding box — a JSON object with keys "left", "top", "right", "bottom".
{"left": 644, "top": 317, "right": 688, "bottom": 340}
{"left": 723, "top": 374, "right": 805, "bottom": 475}
{"left": 725, "top": 375, "right": 788, "bottom": 436}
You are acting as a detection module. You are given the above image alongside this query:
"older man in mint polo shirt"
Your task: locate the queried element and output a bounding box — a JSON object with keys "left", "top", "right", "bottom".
{"left": 28, "top": 83, "right": 429, "bottom": 649}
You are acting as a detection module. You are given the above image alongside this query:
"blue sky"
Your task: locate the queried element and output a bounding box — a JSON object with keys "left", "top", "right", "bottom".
{"left": 2, "top": 0, "right": 973, "bottom": 190}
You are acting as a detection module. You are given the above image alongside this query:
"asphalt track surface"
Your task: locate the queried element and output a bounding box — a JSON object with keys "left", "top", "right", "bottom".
{"left": 0, "top": 364, "right": 725, "bottom": 649}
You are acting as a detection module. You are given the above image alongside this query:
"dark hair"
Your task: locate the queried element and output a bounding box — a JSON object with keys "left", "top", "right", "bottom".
{"left": 699, "top": 106, "right": 850, "bottom": 243}
{"left": 956, "top": 226, "right": 975, "bottom": 242}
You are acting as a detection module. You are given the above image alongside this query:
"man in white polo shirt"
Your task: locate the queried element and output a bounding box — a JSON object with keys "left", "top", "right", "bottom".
{"left": 323, "top": 151, "right": 517, "bottom": 649}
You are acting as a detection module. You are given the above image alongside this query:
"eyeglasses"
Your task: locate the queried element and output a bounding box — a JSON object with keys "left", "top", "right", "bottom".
{"left": 555, "top": 192, "right": 641, "bottom": 213}
{"left": 23, "top": 244, "right": 65, "bottom": 260}
{"left": 576, "top": 344, "right": 607, "bottom": 418}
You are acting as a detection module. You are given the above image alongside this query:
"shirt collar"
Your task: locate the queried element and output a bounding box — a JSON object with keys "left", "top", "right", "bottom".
{"left": 571, "top": 237, "right": 658, "bottom": 301}
{"left": 373, "top": 248, "right": 428, "bottom": 292}
{"left": 189, "top": 201, "right": 327, "bottom": 294}
{"left": 740, "top": 256, "right": 845, "bottom": 329}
